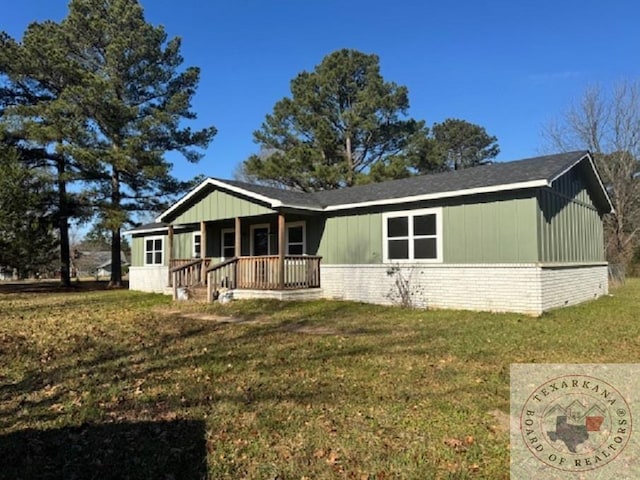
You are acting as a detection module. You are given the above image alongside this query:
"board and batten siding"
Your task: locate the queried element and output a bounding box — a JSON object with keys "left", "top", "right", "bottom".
{"left": 537, "top": 171, "right": 605, "bottom": 263}
{"left": 316, "top": 195, "right": 539, "bottom": 265}
{"left": 315, "top": 212, "right": 382, "bottom": 264}
{"left": 443, "top": 196, "right": 538, "bottom": 263}
{"left": 171, "top": 189, "right": 274, "bottom": 224}
{"left": 130, "top": 231, "right": 195, "bottom": 266}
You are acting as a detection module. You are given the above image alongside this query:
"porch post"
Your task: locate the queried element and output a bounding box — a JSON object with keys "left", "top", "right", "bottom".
{"left": 167, "top": 225, "right": 174, "bottom": 286}
{"left": 235, "top": 217, "right": 241, "bottom": 258}
{"left": 200, "top": 220, "right": 207, "bottom": 281}
{"left": 278, "top": 213, "right": 285, "bottom": 289}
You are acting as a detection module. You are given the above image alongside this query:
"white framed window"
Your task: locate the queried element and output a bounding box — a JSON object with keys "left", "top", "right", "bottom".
{"left": 250, "top": 223, "right": 271, "bottom": 256}
{"left": 286, "top": 221, "right": 306, "bottom": 255}
{"left": 192, "top": 231, "right": 202, "bottom": 258}
{"left": 382, "top": 208, "right": 442, "bottom": 262}
{"left": 221, "top": 228, "right": 235, "bottom": 259}
{"left": 144, "top": 236, "right": 164, "bottom": 265}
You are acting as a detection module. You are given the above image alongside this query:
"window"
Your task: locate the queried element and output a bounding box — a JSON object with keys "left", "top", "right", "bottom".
{"left": 145, "top": 236, "right": 164, "bottom": 265}
{"left": 286, "top": 222, "right": 306, "bottom": 255}
{"left": 192, "top": 232, "right": 202, "bottom": 258}
{"left": 383, "top": 208, "right": 442, "bottom": 262}
{"left": 221, "top": 228, "right": 235, "bottom": 259}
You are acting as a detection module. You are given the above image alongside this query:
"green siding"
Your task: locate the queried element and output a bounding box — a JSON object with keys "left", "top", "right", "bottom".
{"left": 172, "top": 189, "right": 274, "bottom": 224}
{"left": 131, "top": 233, "right": 168, "bottom": 266}
{"left": 443, "top": 197, "right": 538, "bottom": 263}
{"left": 537, "top": 171, "right": 605, "bottom": 262}
{"left": 316, "top": 212, "right": 382, "bottom": 264}
{"left": 173, "top": 231, "right": 193, "bottom": 259}
{"left": 132, "top": 236, "right": 145, "bottom": 266}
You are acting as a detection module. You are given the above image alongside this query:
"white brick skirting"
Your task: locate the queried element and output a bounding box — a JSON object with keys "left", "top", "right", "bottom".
{"left": 129, "top": 266, "right": 169, "bottom": 294}
{"left": 321, "top": 263, "right": 608, "bottom": 315}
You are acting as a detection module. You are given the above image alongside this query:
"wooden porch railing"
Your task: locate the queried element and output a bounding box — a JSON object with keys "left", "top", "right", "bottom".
{"left": 169, "top": 258, "right": 211, "bottom": 288}
{"left": 170, "top": 258, "right": 210, "bottom": 299}
{"left": 207, "top": 257, "right": 239, "bottom": 301}
{"left": 205, "top": 255, "right": 322, "bottom": 297}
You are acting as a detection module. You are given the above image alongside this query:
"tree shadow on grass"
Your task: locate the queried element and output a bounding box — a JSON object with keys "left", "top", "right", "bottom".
{"left": 0, "top": 419, "right": 208, "bottom": 480}
{"left": 0, "top": 280, "right": 128, "bottom": 295}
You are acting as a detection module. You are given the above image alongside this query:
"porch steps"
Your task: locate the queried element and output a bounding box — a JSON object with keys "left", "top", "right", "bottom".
{"left": 186, "top": 285, "right": 210, "bottom": 303}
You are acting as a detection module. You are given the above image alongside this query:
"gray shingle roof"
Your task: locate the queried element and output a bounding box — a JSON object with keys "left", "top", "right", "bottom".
{"left": 313, "top": 151, "right": 591, "bottom": 207}
{"left": 155, "top": 150, "right": 612, "bottom": 222}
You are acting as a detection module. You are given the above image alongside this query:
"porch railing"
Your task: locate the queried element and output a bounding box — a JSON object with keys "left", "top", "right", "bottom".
{"left": 170, "top": 258, "right": 210, "bottom": 299}
{"left": 169, "top": 258, "right": 211, "bottom": 288}
{"left": 206, "top": 255, "right": 322, "bottom": 296}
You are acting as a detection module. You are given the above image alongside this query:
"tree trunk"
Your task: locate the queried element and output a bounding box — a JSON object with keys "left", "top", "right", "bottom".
{"left": 345, "top": 134, "right": 354, "bottom": 186}
{"left": 57, "top": 156, "right": 71, "bottom": 287}
{"left": 109, "top": 166, "right": 123, "bottom": 287}
{"left": 110, "top": 227, "right": 122, "bottom": 287}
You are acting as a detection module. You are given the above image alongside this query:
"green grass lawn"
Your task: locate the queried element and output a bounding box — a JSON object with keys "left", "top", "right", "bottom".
{"left": 1, "top": 280, "right": 638, "bottom": 479}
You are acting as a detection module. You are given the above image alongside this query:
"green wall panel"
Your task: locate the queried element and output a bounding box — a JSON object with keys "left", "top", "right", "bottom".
{"left": 443, "top": 197, "right": 538, "bottom": 263}
{"left": 131, "top": 237, "right": 144, "bottom": 266}
{"left": 316, "top": 212, "right": 382, "bottom": 264}
{"left": 171, "top": 189, "right": 274, "bottom": 224}
{"left": 131, "top": 233, "right": 168, "bottom": 266}
{"left": 537, "top": 172, "right": 605, "bottom": 263}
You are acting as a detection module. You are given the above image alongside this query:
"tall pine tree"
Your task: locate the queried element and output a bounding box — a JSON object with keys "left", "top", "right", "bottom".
{"left": 60, "top": 0, "right": 216, "bottom": 286}
{"left": 0, "top": 24, "right": 90, "bottom": 286}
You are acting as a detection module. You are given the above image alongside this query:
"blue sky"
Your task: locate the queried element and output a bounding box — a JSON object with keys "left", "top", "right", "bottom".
{"left": 4, "top": 0, "right": 640, "bottom": 182}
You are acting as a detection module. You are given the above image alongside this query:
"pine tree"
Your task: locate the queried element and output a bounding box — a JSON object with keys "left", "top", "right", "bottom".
{"left": 60, "top": 0, "right": 216, "bottom": 286}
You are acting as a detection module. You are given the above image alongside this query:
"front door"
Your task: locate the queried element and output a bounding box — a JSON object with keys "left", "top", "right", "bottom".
{"left": 252, "top": 226, "right": 270, "bottom": 256}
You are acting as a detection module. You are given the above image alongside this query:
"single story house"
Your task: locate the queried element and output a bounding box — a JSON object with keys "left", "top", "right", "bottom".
{"left": 125, "top": 151, "right": 613, "bottom": 315}
{"left": 72, "top": 250, "right": 129, "bottom": 278}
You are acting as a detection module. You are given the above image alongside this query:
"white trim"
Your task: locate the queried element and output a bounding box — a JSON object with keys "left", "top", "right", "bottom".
{"left": 192, "top": 231, "right": 202, "bottom": 258}
{"left": 143, "top": 235, "right": 164, "bottom": 266}
{"left": 123, "top": 225, "right": 189, "bottom": 236}
{"left": 221, "top": 228, "right": 235, "bottom": 260}
{"left": 382, "top": 207, "right": 443, "bottom": 263}
{"left": 250, "top": 223, "right": 271, "bottom": 256}
{"left": 285, "top": 221, "right": 306, "bottom": 255}
{"left": 325, "top": 180, "right": 549, "bottom": 212}
{"left": 548, "top": 152, "right": 614, "bottom": 214}
{"left": 152, "top": 153, "right": 613, "bottom": 219}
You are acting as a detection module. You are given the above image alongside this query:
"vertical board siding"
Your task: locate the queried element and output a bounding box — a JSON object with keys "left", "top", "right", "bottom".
{"left": 131, "top": 236, "right": 145, "bottom": 266}
{"left": 172, "top": 189, "right": 274, "bottom": 223}
{"left": 172, "top": 231, "right": 190, "bottom": 259}
{"left": 131, "top": 234, "right": 168, "bottom": 266}
{"left": 537, "top": 170, "right": 605, "bottom": 263}
{"left": 443, "top": 196, "right": 538, "bottom": 263}
{"left": 316, "top": 212, "right": 382, "bottom": 264}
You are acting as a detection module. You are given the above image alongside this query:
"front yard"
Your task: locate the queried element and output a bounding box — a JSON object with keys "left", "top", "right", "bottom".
{"left": 1, "top": 280, "right": 638, "bottom": 479}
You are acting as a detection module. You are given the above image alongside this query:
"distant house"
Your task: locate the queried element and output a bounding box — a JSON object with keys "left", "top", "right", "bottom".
{"left": 125, "top": 151, "right": 613, "bottom": 315}
{"left": 73, "top": 251, "right": 128, "bottom": 278}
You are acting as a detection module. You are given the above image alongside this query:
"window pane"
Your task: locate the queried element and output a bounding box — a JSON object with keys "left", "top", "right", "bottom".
{"left": 223, "top": 246, "right": 235, "bottom": 258}
{"left": 154, "top": 239, "right": 162, "bottom": 250}
{"left": 387, "top": 217, "right": 408, "bottom": 237}
{"left": 414, "top": 214, "right": 436, "bottom": 236}
{"left": 146, "top": 239, "right": 153, "bottom": 251}
{"left": 288, "top": 226, "right": 303, "bottom": 243}
{"left": 414, "top": 238, "right": 437, "bottom": 259}
{"left": 388, "top": 239, "right": 409, "bottom": 259}
{"left": 146, "top": 252, "right": 153, "bottom": 264}
{"left": 223, "top": 232, "right": 235, "bottom": 247}
{"left": 154, "top": 252, "right": 162, "bottom": 264}
{"left": 289, "top": 244, "right": 303, "bottom": 255}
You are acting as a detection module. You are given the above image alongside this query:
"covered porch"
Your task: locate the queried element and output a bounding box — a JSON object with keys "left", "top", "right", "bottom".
{"left": 167, "top": 214, "right": 322, "bottom": 302}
